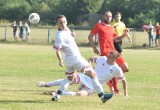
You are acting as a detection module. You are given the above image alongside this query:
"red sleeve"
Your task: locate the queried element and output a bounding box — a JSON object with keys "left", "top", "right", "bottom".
{"left": 90, "top": 23, "right": 99, "bottom": 35}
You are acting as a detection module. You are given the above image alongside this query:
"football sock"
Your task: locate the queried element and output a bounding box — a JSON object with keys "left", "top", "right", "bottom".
{"left": 58, "top": 78, "right": 71, "bottom": 93}
{"left": 47, "top": 79, "right": 64, "bottom": 86}
{"left": 62, "top": 91, "right": 77, "bottom": 96}
{"left": 91, "top": 77, "right": 103, "bottom": 94}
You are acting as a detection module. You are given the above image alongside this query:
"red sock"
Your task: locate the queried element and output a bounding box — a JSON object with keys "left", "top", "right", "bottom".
{"left": 107, "top": 80, "right": 114, "bottom": 92}
{"left": 112, "top": 77, "right": 118, "bottom": 91}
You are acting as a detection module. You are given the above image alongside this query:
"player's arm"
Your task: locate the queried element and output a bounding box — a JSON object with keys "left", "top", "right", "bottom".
{"left": 116, "top": 65, "right": 128, "bottom": 96}
{"left": 114, "top": 28, "right": 129, "bottom": 42}
{"left": 53, "top": 36, "right": 64, "bottom": 67}
{"left": 88, "top": 56, "right": 98, "bottom": 64}
{"left": 126, "top": 32, "right": 132, "bottom": 44}
{"left": 56, "top": 50, "right": 64, "bottom": 67}
{"left": 121, "top": 77, "right": 128, "bottom": 96}
{"left": 88, "top": 33, "right": 99, "bottom": 55}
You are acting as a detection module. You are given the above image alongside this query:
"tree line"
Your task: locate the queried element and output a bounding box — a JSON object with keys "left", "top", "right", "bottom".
{"left": 0, "top": 0, "right": 160, "bottom": 28}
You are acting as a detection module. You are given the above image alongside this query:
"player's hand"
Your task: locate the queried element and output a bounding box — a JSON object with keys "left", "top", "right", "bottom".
{"left": 71, "top": 31, "right": 76, "bottom": 37}
{"left": 93, "top": 47, "right": 99, "bottom": 55}
{"left": 129, "top": 38, "right": 132, "bottom": 44}
{"left": 59, "top": 60, "right": 64, "bottom": 67}
{"left": 122, "top": 28, "right": 129, "bottom": 36}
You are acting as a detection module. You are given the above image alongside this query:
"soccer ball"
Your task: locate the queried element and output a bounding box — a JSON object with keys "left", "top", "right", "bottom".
{"left": 28, "top": 13, "right": 40, "bottom": 24}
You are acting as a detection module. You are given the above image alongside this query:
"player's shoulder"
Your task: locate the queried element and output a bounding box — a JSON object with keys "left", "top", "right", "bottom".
{"left": 111, "top": 21, "right": 116, "bottom": 25}
{"left": 119, "top": 21, "right": 126, "bottom": 26}
{"left": 97, "top": 56, "right": 107, "bottom": 62}
{"left": 55, "top": 30, "right": 63, "bottom": 39}
{"left": 113, "top": 62, "right": 122, "bottom": 71}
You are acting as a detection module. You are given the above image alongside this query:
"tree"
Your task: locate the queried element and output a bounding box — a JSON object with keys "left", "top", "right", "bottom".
{"left": 0, "top": 0, "right": 31, "bottom": 21}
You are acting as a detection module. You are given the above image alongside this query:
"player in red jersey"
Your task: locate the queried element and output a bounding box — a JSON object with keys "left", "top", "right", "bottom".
{"left": 155, "top": 22, "right": 160, "bottom": 47}
{"left": 88, "top": 10, "right": 129, "bottom": 94}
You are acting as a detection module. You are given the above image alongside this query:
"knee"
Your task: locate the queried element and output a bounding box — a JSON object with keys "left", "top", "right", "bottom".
{"left": 119, "top": 62, "right": 128, "bottom": 73}
{"left": 84, "top": 69, "right": 96, "bottom": 78}
{"left": 67, "top": 75, "right": 74, "bottom": 81}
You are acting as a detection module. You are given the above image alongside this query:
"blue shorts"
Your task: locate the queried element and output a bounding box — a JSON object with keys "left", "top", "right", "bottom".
{"left": 155, "top": 34, "right": 160, "bottom": 40}
{"left": 148, "top": 34, "right": 154, "bottom": 42}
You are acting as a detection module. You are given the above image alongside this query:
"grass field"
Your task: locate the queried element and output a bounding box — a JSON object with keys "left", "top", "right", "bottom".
{"left": 0, "top": 44, "right": 160, "bottom": 110}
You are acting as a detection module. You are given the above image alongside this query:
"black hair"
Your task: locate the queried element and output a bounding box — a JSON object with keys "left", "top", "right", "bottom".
{"left": 56, "top": 15, "right": 66, "bottom": 22}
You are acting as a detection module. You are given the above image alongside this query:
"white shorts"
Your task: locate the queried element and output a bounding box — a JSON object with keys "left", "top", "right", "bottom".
{"left": 66, "top": 57, "right": 91, "bottom": 73}
{"left": 79, "top": 74, "right": 94, "bottom": 93}
{"left": 78, "top": 84, "right": 93, "bottom": 96}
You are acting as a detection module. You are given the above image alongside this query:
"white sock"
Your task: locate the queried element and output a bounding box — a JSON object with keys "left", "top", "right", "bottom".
{"left": 91, "top": 78, "right": 103, "bottom": 94}
{"left": 62, "top": 91, "right": 77, "bottom": 96}
{"left": 47, "top": 79, "right": 64, "bottom": 87}
{"left": 59, "top": 78, "right": 71, "bottom": 92}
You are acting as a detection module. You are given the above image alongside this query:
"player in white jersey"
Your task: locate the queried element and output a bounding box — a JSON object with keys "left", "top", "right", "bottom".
{"left": 37, "top": 50, "right": 128, "bottom": 96}
{"left": 52, "top": 15, "right": 113, "bottom": 103}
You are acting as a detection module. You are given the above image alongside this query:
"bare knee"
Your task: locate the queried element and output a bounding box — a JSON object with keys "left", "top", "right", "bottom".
{"left": 85, "top": 69, "right": 96, "bottom": 78}
{"left": 119, "top": 62, "right": 128, "bottom": 73}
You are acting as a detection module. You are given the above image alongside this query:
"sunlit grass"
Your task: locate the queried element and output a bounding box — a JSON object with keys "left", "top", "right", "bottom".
{"left": 0, "top": 44, "right": 160, "bottom": 110}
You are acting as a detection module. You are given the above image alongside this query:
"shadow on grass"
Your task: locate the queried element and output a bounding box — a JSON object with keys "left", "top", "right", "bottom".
{"left": 124, "top": 45, "right": 160, "bottom": 50}
{"left": 0, "top": 89, "right": 44, "bottom": 92}
{"left": 0, "top": 100, "right": 49, "bottom": 104}
{"left": 0, "top": 39, "right": 52, "bottom": 46}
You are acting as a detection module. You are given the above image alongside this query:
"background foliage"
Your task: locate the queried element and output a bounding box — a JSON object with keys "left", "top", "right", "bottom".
{"left": 0, "top": 0, "right": 160, "bottom": 27}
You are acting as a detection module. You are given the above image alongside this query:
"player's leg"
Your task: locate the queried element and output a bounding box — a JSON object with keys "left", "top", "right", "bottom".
{"left": 76, "top": 85, "right": 93, "bottom": 96}
{"left": 37, "top": 79, "right": 64, "bottom": 87}
{"left": 111, "top": 77, "right": 120, "bottom": 94}
{"left": 155, "top": 35, "right": 158, "bottom": 46}
{"left": 50, "top": 83, "right": 92, "bottom": 97}
{"left": 13, "top": 31, "right": 18, "bottom": 41}
{"left": 116, "top": 56, "right": 128, "bottom": 73}
{"left": 37, "top": 73, "right": 80, "bottom": 87}
{"left": 108, "top": 42, "right": 123, "bottom": 93}
{"left": 52, "top": 68, "right": 76, "bottom": 101}
{"left": 148, "top": 34, "right": 152, "bottom": 47}
{"left": 158, "top": 36, "right": 160, "bottom": 46}
{"left": 82, "top": 65, "right": 113, "bottom": 103}
{"left": 107, "top": 80, "right": 114, "bottom": 93}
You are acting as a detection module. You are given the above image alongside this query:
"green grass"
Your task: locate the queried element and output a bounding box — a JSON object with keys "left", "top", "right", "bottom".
{"left": 0, "top": 44, "right": 160, "bottom": 110}
{"left": 0, "top": 26, "right": 153, "bottom": 47}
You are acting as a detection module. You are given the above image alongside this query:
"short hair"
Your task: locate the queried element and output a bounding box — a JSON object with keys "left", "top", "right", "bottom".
{"left": 56, "top": 15, "right": 66, "bottom": 22}
{"left": 115, "top": 12, "right": 122, "bottom": 16}
{"left": 104, "top": 10, "right": 111, "bottom": 15}
{"left": 109, "top": 50, "right": 120, "bottom": 59}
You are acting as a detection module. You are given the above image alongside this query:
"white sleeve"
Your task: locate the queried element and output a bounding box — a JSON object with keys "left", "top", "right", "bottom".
{"left": 114, "top": 64, "right": 125, "bottom": 80}
{"left": 96, "top": 56, "right": 106, "bottom": 64}
{"left": 53, "top": 33, "right": 63, "bottom": 51}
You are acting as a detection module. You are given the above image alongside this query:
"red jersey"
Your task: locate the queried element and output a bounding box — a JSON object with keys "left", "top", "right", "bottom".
{"left": 90, "top": 22, "right": 117, "bottom": 56}
{"left": 155, "top": 26, "right": 160, "bottom": 35}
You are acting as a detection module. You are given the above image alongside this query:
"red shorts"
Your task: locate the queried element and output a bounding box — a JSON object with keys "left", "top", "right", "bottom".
{"left": 116, "top": 55, "right": 125, "bottom": 66}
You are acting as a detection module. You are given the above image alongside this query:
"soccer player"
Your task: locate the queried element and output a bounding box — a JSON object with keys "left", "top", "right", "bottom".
{"left": 52, "top": 15, "right": 113, "bottom": 103}
{"left": 111, "top": 12, "right": 132, "bottom": 55}
{"left": 19, "top": 21, "right": 25, "bottom": 40}
{"left": 88, "top": 10, "right": 129, "bottom": 94}
{"left": 155, "top": 22, "right": 160, "bottom": 47}
{"left": 146, "top": 21, "right": 154, "bottom": 47}
{"left": 37, "top": 50, "right": 128, "bottom": 96}
{"left": 24, "top": 22, "right": 31, "bottom": 41}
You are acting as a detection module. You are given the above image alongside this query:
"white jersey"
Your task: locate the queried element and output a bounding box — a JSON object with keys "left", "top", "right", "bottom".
{"left": 25, "top": 23, "right": 30, "bottom": 33}
{"left": 79, "top": 56, "right": 124, "bottom": 90}
{"left": 147, "top": 24, "right": 154, "bottom": 35}
{"left": 95, "top": 56, "right": 124, "bottom": 84}
{"left": 53, "top": 29, "right": 83, "bottom": 66}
